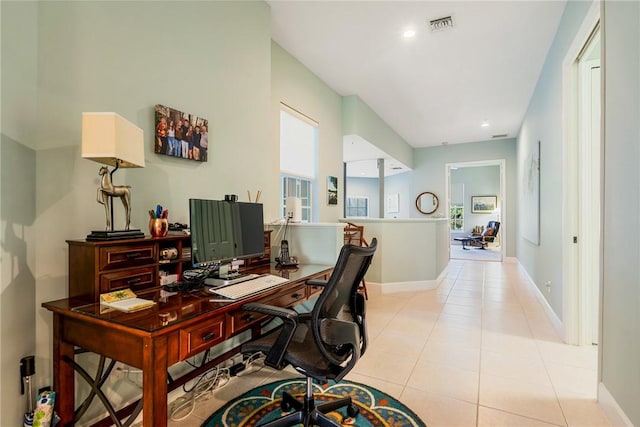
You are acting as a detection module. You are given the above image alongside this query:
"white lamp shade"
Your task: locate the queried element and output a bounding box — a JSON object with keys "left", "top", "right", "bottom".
{"left": 286, "top": 196, "right": 302, "bottom": 223}
{"left": 82, "top": 112, "right": 145, "bottom": 168}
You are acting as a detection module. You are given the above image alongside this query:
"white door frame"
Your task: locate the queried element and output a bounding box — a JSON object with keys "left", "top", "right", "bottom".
{"left": 561, "top": 1, "right": 601, "bottom": 345}
{"left": 445, "top": 159, "right": 506, "bottom": 260}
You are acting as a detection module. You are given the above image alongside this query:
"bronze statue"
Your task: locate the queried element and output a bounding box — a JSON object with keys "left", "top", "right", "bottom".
{"left": 97, "top": 166, "right": 131, "bottom": 231}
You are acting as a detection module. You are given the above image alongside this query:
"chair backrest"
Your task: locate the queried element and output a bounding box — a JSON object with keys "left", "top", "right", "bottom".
{"left": 343, "top": 222, "right": 368, "bottom": 247}
{"left": 311, "top": 238, "right": 377, "bottom": 380}
{"left": 483, "top": 221, "right": 501, "bottom": 240}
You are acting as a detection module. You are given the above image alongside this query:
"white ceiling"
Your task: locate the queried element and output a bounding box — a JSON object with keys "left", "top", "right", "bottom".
{"left": 268, "top": 0, "right": 567, "bottom": 175}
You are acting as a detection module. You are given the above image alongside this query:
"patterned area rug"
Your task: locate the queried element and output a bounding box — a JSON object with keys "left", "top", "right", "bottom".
{"left": 202, "top": 378, "right": 426, "bottom": 427}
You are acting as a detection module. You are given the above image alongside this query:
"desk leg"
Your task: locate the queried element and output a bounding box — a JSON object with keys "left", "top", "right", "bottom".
{"left": 52, "top": 314, "right": 75, "bottom": 426}
{"left": 142, "top": 336, "right": 168, "bottom": 426}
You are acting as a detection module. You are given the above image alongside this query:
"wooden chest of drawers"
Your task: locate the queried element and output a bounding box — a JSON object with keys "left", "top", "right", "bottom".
{"left": 67, "top": 236, "right": 190, "bottom": 303}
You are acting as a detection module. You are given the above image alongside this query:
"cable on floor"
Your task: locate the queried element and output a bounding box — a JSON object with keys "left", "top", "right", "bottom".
{"left": 169, "top": 365, "right": 231, "bottom": 422}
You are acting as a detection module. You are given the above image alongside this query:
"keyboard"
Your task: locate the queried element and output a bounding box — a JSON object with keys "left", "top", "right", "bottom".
{"left": 208, "top": 274, "right": 289, "bottom": 300}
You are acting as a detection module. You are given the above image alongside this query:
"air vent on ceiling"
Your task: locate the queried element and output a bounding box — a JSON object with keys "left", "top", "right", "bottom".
{"left": 492, "top": 134, "right": 508, "bottom": 139}
{"left": 391, "top": 166, "right": 403, "bottom": 170}
{"left": 429, "top": 16, "right": 454, "bottom": 32}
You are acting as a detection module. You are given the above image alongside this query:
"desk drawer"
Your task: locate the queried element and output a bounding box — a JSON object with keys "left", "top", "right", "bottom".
{"left": 228, "top": 309, "right": 269, "bottom": 335}
{"left": 100, "top": 267, "right": 156, "bottom": 293}
{"left": 99, "top": 244, "right": 155, "bottom": 271}
{"left": 267, "top": 285, "right": 306, "bottom": 308}
{"left": 180, "top": 315, "right": 225, "bottom": 359}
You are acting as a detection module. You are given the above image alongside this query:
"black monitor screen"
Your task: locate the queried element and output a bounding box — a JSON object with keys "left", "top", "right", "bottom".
{"left": 189, "top": 199, "right": 265, "bottom": 268}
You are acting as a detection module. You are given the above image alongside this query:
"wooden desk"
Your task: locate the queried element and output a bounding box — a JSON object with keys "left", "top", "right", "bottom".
{"left": 43, "top": 264, "right": 332, "bottom": 427}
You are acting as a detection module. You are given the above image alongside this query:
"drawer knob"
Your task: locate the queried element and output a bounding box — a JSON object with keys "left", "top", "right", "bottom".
{"left": 127, "top": 278, "right": 142, "bottom": 285}
{"left": 243, "top": 314, "right": 255, "bottom": 323}
{"left": 126, "top": 252, "right": 142, "bottom": 259}
{"left": 291, "top": 293, "right": 302, "bottom": 299}
{"left": 202, "top": 332, "right": 217, "bottom": 342}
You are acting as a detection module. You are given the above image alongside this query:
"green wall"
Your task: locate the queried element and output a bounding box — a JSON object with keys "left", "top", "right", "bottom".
{"left": 3, "top": 1, "right": 273, "bottom": 423}
{"left": 516, "top": 0, "right": 592, "bottom": 321}
{"left": 451, "top": 165, "right": 501, "bottom": 234}
{"left": 1, "top": 0, "right": 39, "bottom": 422}
{"left": 412, "top": 138, "right": 517, "bottom": 257}
{"left": 343, "top": 95, "right": 413, "bottom": 170}
{"left": 601, "top": 1, "right": 640, "bottom": 424}
{"left": 271, "top": 41, "right": 344, "bottom": 222}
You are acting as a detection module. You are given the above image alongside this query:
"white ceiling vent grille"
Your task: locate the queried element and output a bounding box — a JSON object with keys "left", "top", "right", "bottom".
{"left": 492, "top": 134, "right": 508, "bottom": 139}
{"left": 429, "top": 16, "right": 454, "bottom": 32}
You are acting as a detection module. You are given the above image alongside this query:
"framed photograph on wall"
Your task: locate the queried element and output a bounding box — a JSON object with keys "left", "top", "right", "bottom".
{"left": 471, "top": 196, "right": 497, "bottom": 214}
{"left": 154, "top": 104, "right": 208, "bottom": 162}
{"left": 327, "top": 176, "right": 338, "bottom": 205}
{"left": 386, "top": 193, "right": 399, "bottom": 214}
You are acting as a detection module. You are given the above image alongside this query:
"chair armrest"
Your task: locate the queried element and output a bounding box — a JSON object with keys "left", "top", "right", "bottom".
{"left": 241, "top": 303, "right": 298, "bottom": 369}
{"left": 306, "top": 279, "right": 328, "bottom": 287}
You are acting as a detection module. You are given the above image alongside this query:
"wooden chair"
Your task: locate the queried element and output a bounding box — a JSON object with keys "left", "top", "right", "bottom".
{"left": 343, "top": 222, "right": 369, "bottom": 299}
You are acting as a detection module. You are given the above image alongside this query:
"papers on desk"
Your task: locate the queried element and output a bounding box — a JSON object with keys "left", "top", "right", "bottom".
{"left": 100, "top": 288, "right": 155, "bottom": 313}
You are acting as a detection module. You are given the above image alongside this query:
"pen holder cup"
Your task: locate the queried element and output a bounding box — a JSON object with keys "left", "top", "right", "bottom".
{"left": 149, "top": 218, "right": 169, "bottom": 238}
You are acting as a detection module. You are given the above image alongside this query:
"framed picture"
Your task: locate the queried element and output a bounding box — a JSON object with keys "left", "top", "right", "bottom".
{"left": 154, "top": 104, "right": 208, "bottom": 162}
{"left": 471, "top": 196, "right": 497, "bottom": 214}
{"left": 327, "top": 176, "right": 338, "bottom": 205}
{"left": 522, "top": 140, "right": 540, "bottom": 244}
{"left": 386, "top": 193, "right": 399, "bottom": 214}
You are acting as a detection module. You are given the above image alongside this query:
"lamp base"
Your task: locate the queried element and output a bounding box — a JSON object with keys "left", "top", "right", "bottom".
{"left": 86, "top": 229, "right": 145, "bottom": 241}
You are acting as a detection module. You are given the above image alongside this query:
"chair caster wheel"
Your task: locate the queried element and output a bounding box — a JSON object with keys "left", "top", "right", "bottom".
{"left": 347, "top": 403, "right": 359, "bottom": 418}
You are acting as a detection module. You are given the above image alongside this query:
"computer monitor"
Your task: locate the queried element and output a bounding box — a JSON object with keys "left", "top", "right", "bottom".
{"left": 189, "top": 198, "right": 265, "bottom": 269}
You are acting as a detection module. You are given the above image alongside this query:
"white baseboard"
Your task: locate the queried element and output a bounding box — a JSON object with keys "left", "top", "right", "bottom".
{"left": 599, "top": 383, "right": 634, "bottom": 427}
{"left": 366, "top": 266, "right": 447, "bottom": 296}
{"left": 517, "top": 260, "right": 565, "bottom": 341}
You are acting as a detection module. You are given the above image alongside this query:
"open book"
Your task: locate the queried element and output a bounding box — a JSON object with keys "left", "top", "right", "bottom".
{"left": 100, "top": 289, "right": 155, "bottom": 313}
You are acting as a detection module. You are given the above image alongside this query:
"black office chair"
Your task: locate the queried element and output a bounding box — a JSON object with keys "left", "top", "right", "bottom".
{"left": 471, "top": 220, "right": 500, "bottom": 249}
{"left": 240, "top": 238, "right": 377, "bottom": 427}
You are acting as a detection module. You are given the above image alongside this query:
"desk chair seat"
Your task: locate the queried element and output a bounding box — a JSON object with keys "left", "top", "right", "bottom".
{"left": 241, "top": 239, "right": 377, "bottom": 427}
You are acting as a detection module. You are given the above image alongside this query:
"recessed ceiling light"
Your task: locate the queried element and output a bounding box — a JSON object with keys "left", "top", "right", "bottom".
{"left": 403, "top": 29, "right": 416, "bottom": 38}
{"left": 481, "top": 121, "right": 490, "bottom": 128}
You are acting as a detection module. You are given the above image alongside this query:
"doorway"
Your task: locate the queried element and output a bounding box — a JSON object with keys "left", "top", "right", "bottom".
{"left": 445, "top": 159, "right": 506, "bottom": 262}
{"left": 562, "top": 2, "right": 601, "bottom": 346}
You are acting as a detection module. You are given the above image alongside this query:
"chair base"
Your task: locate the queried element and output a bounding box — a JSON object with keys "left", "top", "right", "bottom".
{"left": 257, "top": 378, "right": 359, "bottom": 427}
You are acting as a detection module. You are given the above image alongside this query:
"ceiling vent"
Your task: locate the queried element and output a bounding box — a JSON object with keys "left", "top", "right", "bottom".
{"left": 492, "top": 134, "right": 508, "bottom": 139}
{"left": 429, "top": 16, "right": 454, "bottom": 32}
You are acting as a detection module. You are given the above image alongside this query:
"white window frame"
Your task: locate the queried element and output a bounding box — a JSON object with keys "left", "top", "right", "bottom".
{"left": 345, "top": 196, "right": 369, "bottom": 218}
{"left": 279, "top": 103, "right": 318, "bottom": 221}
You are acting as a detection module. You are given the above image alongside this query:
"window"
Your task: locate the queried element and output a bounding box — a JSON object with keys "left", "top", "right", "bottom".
{"left": 279, "top": 104, "right": 318, "bottom": 221}
{"left": 450, "top": 204, "right": 463, "bottom": 231}
{"left": 345, "top": 196, "right": 369, "bottom": 218}
{"left": 281, "top": 175, "right": 312, "bottom": 222}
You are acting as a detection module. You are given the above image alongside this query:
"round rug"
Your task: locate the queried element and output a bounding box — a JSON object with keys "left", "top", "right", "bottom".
{"left": 201, "top": 378, "right": 426, "bottom": 427}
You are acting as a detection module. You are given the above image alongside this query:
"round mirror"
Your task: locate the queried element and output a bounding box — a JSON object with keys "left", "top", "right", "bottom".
{"left": 416, "top": 191, "right": 439, "bottom": 215}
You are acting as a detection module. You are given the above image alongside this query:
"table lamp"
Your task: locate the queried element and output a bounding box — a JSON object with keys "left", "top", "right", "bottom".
{"left": 82, "top": 112, "right": 146, "bottom": 241}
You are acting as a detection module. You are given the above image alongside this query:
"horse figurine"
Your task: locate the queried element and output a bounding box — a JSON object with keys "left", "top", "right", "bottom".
{"left": 97, "top": 166, "right": 132, "bottom": 231}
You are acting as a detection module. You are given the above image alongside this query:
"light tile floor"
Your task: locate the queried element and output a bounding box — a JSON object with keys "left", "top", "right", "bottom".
{"left": 166, "top": 259, "right": 611, "bottom": 427}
